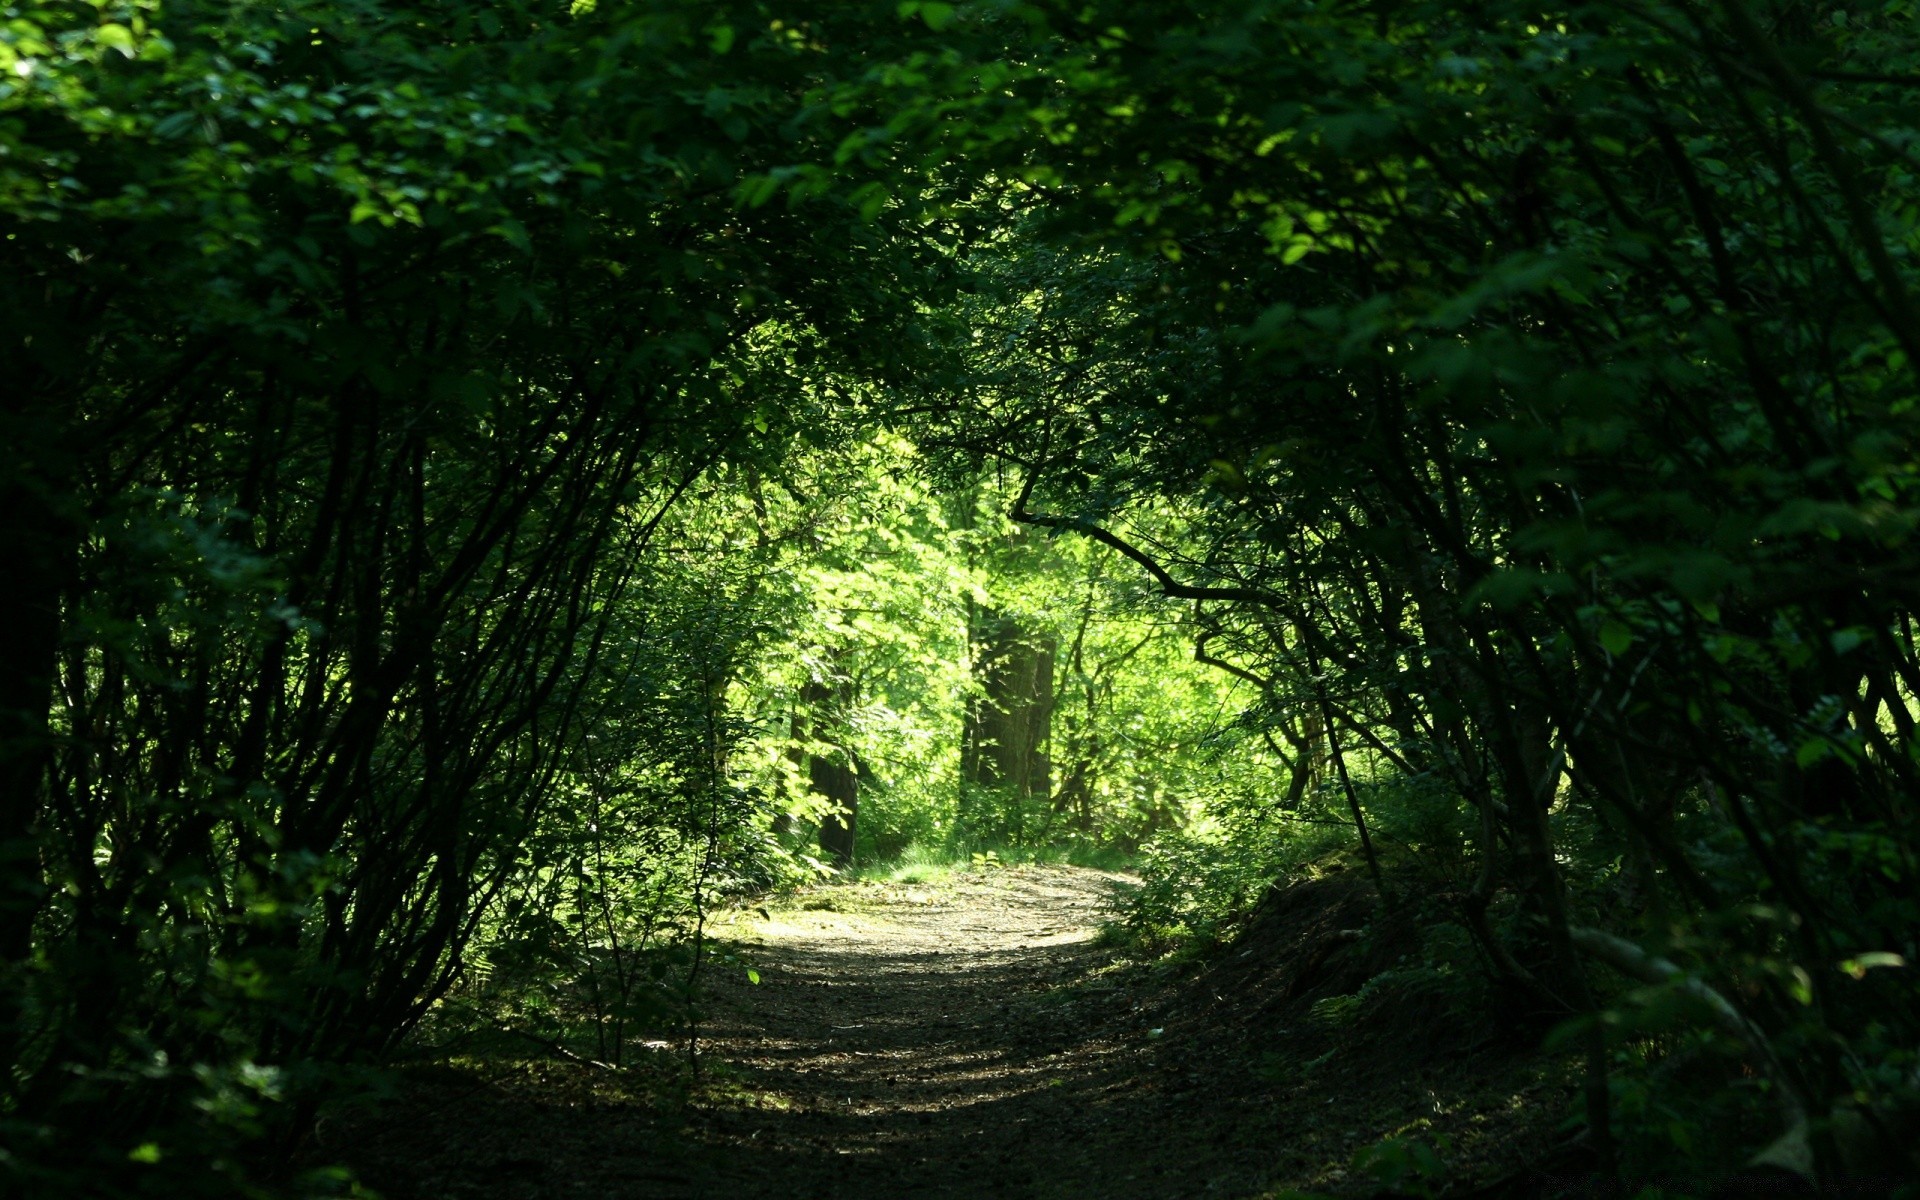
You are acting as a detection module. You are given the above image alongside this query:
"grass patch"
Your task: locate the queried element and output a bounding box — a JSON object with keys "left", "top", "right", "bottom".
{"left": 851, "top": 840, "right": 1137, "bottom": 885}
{"left": 857, "top": 842, "right": 964, "bottom": 886}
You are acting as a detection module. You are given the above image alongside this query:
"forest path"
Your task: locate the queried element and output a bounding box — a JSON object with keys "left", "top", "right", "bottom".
{"left": 679, "top": 864, "right": 1196, "bottom": 1198}
{"left": 331, "top": 865, "right": 1496, "bottom": 1199}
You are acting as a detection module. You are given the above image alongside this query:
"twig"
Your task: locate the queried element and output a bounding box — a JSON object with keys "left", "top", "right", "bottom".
{"left": 495, "top": 1025, "right": 620, "bottom": 1071}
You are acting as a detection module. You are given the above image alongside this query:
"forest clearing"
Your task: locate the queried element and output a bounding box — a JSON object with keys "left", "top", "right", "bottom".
{"left": 5, "top": 1, "right": 1919, "bottom": 1196}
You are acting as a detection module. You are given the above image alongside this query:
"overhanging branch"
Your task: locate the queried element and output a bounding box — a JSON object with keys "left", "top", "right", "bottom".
{"left": 1009, "top": 472, "right": 1285, "bottom": 608}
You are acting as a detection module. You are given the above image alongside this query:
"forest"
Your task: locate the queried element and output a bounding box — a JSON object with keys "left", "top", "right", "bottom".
{"left": 3, "top": 0, "right": 1917, "bottom": 1196}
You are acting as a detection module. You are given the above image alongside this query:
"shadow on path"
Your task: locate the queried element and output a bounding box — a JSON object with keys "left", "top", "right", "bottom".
{"left": 321, "top": 866, "right": 1563, "bottom": 1199}
{"left": 675, "top": 866, "right": 1188, "bottom": 1198}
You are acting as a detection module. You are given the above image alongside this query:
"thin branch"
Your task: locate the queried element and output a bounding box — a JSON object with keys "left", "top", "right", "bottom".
{"left": 1010, "top": 471, "right": 1285, "bottom": 608}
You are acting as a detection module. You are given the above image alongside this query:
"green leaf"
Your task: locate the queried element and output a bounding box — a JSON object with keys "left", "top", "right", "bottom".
{"left": 1751, "top": 1123, "right": 1814, "bottom": 1180}
{"left": 1598, "top": 620, "right": 1633, "bottom": 657}
{"left": 488, "top": 220, "right": 532, "bottom": 252}
{"left": 1829, "top": 627, "right": 1867, "bottom": 655}
{"left": 746, "top": 967, "right": 761, "bottom": 985}
{"left": 737, "top": 173, "right": 785, "bottom": 209}
{"left": 95, "top": 24, "right": 138, "bottom": 58}
{"left": 1466, "top": 567, "right": 1572, "bottom": 610}
{"left": 1838, "top": 952, "right": 1905, "bottom": 979}
{"left": 852, "top": 182, "right": 891, "bottom": 220}
{"left": 1667, "top": 552, "right": 1739, "bottom": 603}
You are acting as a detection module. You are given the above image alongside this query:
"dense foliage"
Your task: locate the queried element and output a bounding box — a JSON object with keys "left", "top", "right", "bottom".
{"left": 884, "top": 1, "right": 1920, "bottom": 1180}
{"left": 4, "top": 0, "right": 1917, "bottom": 1193}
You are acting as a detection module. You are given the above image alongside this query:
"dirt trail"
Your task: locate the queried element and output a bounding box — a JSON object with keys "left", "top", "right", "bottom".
{"left": 331, "top": 866, "right": 1559, "bottom": 1199}
{"left": 684, "top": 865, "right": 1173, "bottom": 1198}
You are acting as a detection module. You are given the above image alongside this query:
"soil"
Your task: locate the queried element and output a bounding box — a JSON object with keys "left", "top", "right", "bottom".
{"left": 322, "top": 865, "right": 1571, "bottom": 1199}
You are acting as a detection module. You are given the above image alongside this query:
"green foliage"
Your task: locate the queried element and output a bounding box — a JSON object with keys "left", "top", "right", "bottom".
{"left": 721, "top": 446, "right": 1271, "bottom": 869}
{"left": 855, "top": 0, "right": 1920, "bottom": 1183}
{"left": 1355, "top": 1134, "right": 1450, "bottom": 1199}
{"left": 2, "top": 0, "right": 963, "bottom": 1190}
{"left": 10, "top": 0, "right": 1920, "bottom": 1191}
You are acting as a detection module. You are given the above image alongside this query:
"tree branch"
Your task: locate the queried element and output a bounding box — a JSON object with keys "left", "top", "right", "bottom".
{"left": 1010, "top": 473, "right": 1285, "bottom": 608}
{"left": 1568, "top": 925, "right": 1810, "bottom": 1170}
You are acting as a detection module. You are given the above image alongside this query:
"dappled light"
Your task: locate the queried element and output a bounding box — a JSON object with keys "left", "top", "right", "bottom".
{"left": 324, "top": 867, "right": 1563, "bottom": 1198}
{"left": 5, "top": 1, "right": 1919, "bottom": 1196}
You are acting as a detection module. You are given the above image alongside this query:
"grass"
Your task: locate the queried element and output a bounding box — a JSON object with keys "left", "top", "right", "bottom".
{"left": 859, "top": 842, "right": 964, "bottom": 886}
{"left": 851, "top": 840, "right": 1137, "bottom": 885}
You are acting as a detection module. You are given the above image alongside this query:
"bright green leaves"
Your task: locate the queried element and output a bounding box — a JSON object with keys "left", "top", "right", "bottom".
{"left": 898, "top": 1, "right": 957, "bottom": 33}
{"left": 1260, "top": 207, "right": 1325, "bottom": 265}
{"left": 92, "top": 22, "right": 138, "bottom": 58}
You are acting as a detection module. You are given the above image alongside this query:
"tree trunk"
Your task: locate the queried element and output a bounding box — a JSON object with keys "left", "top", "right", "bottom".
{"left": 961, "top": 607, "right": 1055, "bottom": 805}
{"left": 801, "top": 674, "right": 858, "bottom": 868}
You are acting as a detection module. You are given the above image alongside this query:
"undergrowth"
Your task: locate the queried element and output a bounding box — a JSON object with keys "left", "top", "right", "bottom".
{"left": 848, "top": 840, "right": 1136, "bottom": 886}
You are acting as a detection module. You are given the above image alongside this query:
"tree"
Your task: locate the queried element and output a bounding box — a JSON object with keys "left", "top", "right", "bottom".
{"left": 1, "top": 0, "right": 962, "bottom": 1188}
{"left": 960, "top": 600, "right": 1056, "bottom": 829}
{"left": 802, "top": 0, "right": 1920, "bottom": 1178}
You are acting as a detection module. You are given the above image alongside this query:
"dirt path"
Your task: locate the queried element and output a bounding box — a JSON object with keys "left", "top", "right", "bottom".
{"left": 330, "top": 866, "right": 1561, "bottom": 1198}
{"left": 683, "top": 865, "right": 1176, "bottom": 1198}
